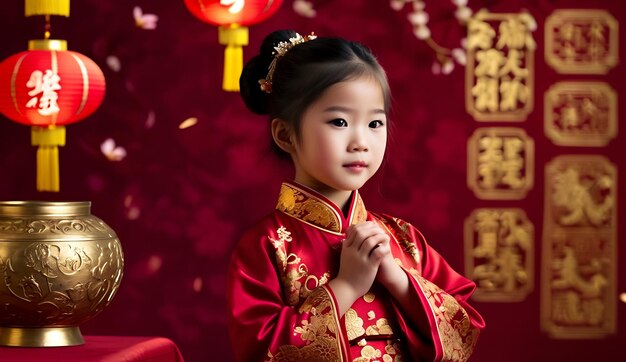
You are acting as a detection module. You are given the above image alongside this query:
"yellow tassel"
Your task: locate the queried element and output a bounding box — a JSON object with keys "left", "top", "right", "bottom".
{"left": 218, "top": 25, "right": 248, "bottom": 92}
{"left": 31, "top": 126, "right": 65, "bottom": 192}
{"left": 25, "top": 0, "right": 70, "bottom": 17}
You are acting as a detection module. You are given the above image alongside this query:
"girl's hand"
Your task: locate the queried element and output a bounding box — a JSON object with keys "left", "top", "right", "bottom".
{"left": 335, "top": 221, "right": 391, "bottom": 299}
{"left": 376, "top": 251, "right": 406, "bottom": 290}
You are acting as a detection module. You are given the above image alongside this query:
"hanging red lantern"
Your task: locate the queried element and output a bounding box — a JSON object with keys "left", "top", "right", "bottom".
{"left": 183, "top": 0, "right": 283, "bottom": 91}
{"left": 0, "top": 39, "right": 106, "bottom": 192}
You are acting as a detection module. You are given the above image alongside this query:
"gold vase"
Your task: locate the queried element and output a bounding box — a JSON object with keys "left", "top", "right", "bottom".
{"left": 0, "top": 201, "right": 124, "bottom": 347}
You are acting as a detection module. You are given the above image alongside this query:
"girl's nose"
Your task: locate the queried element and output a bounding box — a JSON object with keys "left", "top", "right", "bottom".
{"left": 349, "top": 130, "right": 368, "bottom": 152}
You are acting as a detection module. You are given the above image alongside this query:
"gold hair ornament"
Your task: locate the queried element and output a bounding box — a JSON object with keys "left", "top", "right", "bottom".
{"left": 259, "top": 32, "right": 317, "bottom": 94}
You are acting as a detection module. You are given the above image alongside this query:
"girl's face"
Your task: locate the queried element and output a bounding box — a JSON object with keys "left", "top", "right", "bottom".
{"left": 291, "top": 74, "right": 387, "bottom": 206}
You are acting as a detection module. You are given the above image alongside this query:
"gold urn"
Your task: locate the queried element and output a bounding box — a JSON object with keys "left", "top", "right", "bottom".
{"left": 0, "top": 201, "right": 124, "bottom": 347}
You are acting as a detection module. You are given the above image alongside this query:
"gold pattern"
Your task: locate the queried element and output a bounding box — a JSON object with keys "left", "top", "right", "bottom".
{"left": 467, "top": 127, "right": 534, "bottom": 200}
{"left": 276, "top": 183, "right": 367, "bottom": 234}
{"left": 0, "top": 201, "right": 123, "bottom": 347}
{"left": 466, "top": 10, "right": 536, "bottom": 121}
{"left": 414, "top": 274, "right": 479, "bottom": 361}
{"left": 464, "top": 208, "right": 534, "bottom": 301}
{"left": 269, "top": 226, "right": 330, "bottom": 306}
{"left": 267, "top": 287, "right": 343, "bottom": 362}
{"left": 365, "top": 318, "right": 394, "bottom": 336}
{"left": 545, "top": 10, "right": 618, "bottom": 74}
{"left": 345, "top": 309, "right": 366, "bottom": 341}
{"left": 544, "top": 81, "right": 617, "bottom": 147}
{"left": 541, "top": 155, "right": 616, "bottom": 338}
{"left": 363, "top": 292, "right": 375, "bottom": 303}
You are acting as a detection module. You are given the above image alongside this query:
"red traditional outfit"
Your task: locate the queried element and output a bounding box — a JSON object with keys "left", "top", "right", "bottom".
{"left": 227, "top": 181, "right": 485, "bottom": 361}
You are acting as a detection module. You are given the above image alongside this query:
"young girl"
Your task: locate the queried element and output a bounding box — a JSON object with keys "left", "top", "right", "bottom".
{"left": 227, "top": 29, "right": 485, "bottom": 362}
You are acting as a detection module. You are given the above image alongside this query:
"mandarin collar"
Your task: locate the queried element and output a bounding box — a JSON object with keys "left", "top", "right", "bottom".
{"left": 275, "top": 181, "right": 368, "bottom": 235}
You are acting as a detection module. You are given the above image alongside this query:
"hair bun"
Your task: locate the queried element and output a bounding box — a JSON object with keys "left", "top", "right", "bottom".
{"left": 239, "top": 30, "right": 300, "bottom": 115}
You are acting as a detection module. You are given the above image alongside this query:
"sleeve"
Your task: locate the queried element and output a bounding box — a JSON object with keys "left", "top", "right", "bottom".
{"left": 374, "top": 214, "right": 486, "bottom": 362}
{"left": 226, "top": 226, "right": 350, "bottom": 362}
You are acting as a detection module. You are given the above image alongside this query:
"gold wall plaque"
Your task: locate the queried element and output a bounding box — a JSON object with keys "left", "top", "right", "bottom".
{"left": 466, "top": 10, "right": 536, "bottom": 121}
{"left": 545, "top": 9, "right": 618, "bottom": 74}
{"left": 544, "top": 81, "right": 617, "bottom": 147}
{"left": 464, "top": 208, "right": 534, "bottom": 302}
{"left": 467, "top": 127, "right": 534, "bottom": 199}
{"left": 542, "top": 155, "right": 617, "bottom": 338}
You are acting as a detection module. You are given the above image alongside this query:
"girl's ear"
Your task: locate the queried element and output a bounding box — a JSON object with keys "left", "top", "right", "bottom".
{"left": 271, "top": 118, "right": 295, "bottom": 154}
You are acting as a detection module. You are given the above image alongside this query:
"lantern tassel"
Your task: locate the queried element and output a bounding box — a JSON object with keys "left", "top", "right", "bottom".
{"left": 31, "top": 126, "right": 65, "bottom": 192}
{"left": 218, "top": 25, "right": 248, "bottom": 92}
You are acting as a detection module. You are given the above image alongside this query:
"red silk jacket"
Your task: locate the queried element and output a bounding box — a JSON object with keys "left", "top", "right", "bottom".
{"left": 227, "top": 181, "right": 485, "bottom": 361}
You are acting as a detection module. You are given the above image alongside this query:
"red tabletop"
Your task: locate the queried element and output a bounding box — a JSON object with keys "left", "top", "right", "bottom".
{"left": 0, "top": 336, "right": 184, "bottom": 362}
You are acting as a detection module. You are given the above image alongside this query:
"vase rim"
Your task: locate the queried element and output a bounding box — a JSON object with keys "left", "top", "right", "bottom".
{"left": 0, "top": 201, "right": 91, "bottom": 216}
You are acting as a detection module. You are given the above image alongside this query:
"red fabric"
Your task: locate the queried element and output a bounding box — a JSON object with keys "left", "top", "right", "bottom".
{"left": 0, "top": 336, "right": 184, "bottom": 362}
{"left": 226, "top": 181, "right": 484, "bottom": 361}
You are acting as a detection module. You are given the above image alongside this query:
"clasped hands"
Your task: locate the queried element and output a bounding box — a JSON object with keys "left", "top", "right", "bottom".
{"left": 335, "top": 221, "right": 405, "bottom": 299}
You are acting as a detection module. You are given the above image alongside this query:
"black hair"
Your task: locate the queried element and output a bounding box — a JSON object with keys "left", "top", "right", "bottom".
{"left": 240, "top": 29, "right": 391, "bottom": 157}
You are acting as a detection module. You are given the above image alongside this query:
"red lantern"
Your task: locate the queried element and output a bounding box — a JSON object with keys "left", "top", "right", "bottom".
{"left": 184, "top": 0, "right": 283, "bottom": 91}
{"left": 0, "top": 39, "right": 106, "bottom": 192}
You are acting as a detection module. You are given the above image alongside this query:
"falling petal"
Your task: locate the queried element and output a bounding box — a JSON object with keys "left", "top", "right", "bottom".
{"left": 101, "top": 138, "right": 114, "bottom": 154}
{"left": 101, "top": 138, "right": 127, "bottom": 161}
{"left": 193, "top": 277, "right": 203, "bottom": 293}
{"left": 133, "top": 6, "right": 159, "bottom": 30}
{"left": 620, "top": 293, "right": 626, "bottom": 304}
{"left": 179, "top": 117, "right": 198, "bottom": 129}
{"left": 147, "top": 255, "right": 163, "bottom": 273}
{"left": 293, "top": 0, "right": 316, "bottom": 18}
{"left": 389, "top": 0, "right": 405, "bottom": 11}
{"left": 106, "top": 55, "right": 121, "bottom": 72}
{"left": 126, "top": 206, "right": 141, "bottom": 220}
{"left": 145, "top": 110, "right": 156, "bottom": 129}
{"left": 124, "top": 194, "right": 133, "bottom": 208}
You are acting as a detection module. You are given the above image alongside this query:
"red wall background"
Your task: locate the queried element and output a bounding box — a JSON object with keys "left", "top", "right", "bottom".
{"left": 0, "top": 1, "right": 624, "bottom": 361}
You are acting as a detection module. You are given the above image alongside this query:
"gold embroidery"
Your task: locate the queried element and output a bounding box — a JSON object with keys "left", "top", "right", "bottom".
{"left": 365, "top": 318, "right": 394, "bottom": 336}
{"left": 363, "top": 292, "right": 375, "bottom": 303}
{"left": 354, "top": 345, "right": 382, "bottom": 361}
{"left": 267, "top": 287, "right": 342, "bottom": 362}
{"left": 276, "top": 183, "right": 368, "bottom": 233}
{"left": 277, "top": 183, "right": 341, "bottom": 232}
{"left": 345, "top": 308, "right": 366, "bottom": 340}
{"left": 269, "top": 226, "right": 330, "bottom": 306}
{"left": 414, "top": 274, "right": 479, "bottom": 362}
{"left": 367, "top": 311, "right": 375, "bottom": 320}
{"left": 357, "top": 338, "right": 367, "bottom": 347}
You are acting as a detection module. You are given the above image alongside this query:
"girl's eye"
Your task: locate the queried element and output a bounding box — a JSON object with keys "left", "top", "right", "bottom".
{"left": 329, "top": 119, "right": 348, "bottom": 127}
{"left": 369, "top": 120, "right": 385, "bottom": 128}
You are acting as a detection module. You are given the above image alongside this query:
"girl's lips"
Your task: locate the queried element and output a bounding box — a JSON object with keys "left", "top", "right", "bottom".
{"left": 344, "top": 161, "right": 367, "bottom": 167}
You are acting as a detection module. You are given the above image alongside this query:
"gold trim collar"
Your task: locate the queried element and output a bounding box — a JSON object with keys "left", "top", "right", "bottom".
{"left": 276, "top": 181, "right": 368, "bottom": 234}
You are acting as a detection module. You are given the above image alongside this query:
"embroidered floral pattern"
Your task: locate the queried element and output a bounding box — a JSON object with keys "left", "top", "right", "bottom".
{"left": 365, "top": 318, "right": 394, "bottom": 336}
{"left": 269, "top": 226, "right": 330, "bottom": 306}
{"left": 345, "top": 309, "right": 366, "bottom": 340}
{"left": 276, "top": 183, "right": 368, "bottom": 233}
{"left": 277, "top": 184, "right": 340, "bottom": 232}
{"left": 352, "top": 340, "right": 403, "bottom": 362}
{"left": 266, "top": 287, "right": 342, "bottom": 362}
{"left": 415, "top": 274, "right": 479, "bottom": 362}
